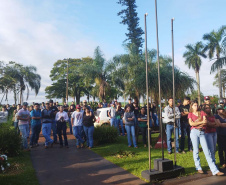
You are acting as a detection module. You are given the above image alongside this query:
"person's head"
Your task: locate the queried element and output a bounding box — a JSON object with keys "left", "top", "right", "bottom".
{"left": 70, "top": 105, "right": 74, "bottom": 110}
{"left": 76, "top": 105, "right": 81, "bottom": 112}
{"left": 204, "top": 96, "right": 210, "bottom": 105}
{"left": 219, "top": 99, "right": 224, "bottom": 107}
{"left": 83, "top": 100, "right": 87, "bottom": 105}
{"left": 112, "top": 104, "right": 115, "bottom": 108}
{"left": 126, "top": 106, "right": 131, "bottom": 112}
{"left": 128, "top": 98, "right": 132, "bottom": 104}
{"left": 189, "top": 100, "right": 199, "bottom": 112}
{"left": 71, "top": 101, "right": 74, "bottom": 105}
{"left": 59, "top": 106, "right": 64, "bottom": 112}
{"left": 183, "top": 97, "right": 190, "bottom": 105}
{"left": 34, "top": 103, "right": 39, "bottom": 110}
{"left": 2, "top": 106, "right": 6, "bottom": 112}
{"left": 177, "top": 100, "right": 181, "bottom": 106}
{"left": 49, "top": 100, "right": 53, "bottom": 106}
{"left": 85, "top": 107, "right": 90, "bottom": 114}
{"left": 217, "top": 105, "right": 224, "bottom": 115}
{"left": 22, "top": 102, "right": 28, "bottom": 110}
{"left": 6, "top": 104, "right": 9, "bottom": 108}
{"left": 141, "top": 107, "right": 146, "bottom": 114}
{"left": 64, "top": 102, "right": 67, "bottom": 105}
{"left": 56, "top": 102, "right": 59, "bottom": 105}
{"left": 204, "top": 104, "right": 212, "bottom": 116}
{"left": 168, "top": 97, "right": 173, "bottom": 107}
{"left": 45, "top": 102, "right": 50, "bottom": 109}
{"left": 42, "top": 102, "right": 44, "bottom": 106}
{"left": 29, "top": 105, "right": 34, "bottom": 111}
{"left": 104, "top": 99, "right": 106, "bottom": 103}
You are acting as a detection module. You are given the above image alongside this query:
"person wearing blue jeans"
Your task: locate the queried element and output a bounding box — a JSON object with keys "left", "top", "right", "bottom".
{"left": 68, "top": 105, "right": 75, "bottom": 134}
{"left": 30, "top": 103, "right": 42, "bottom": 147}
{"left": 108, "top": 104, "right": 116, "bottom": 127}
{"left": 164, "top": 97, "right": 181, "bottom": 154}
{"left": 204, "top": 105, "right": 218, "bottom": 163}
{"left": 17, "top": 102, "right": 30, "bottom": 151}
{"left": 42, "top": 102, "right": 55, "bottom": 149}
{"left": 124, "top": 106, "right": 137, "bottom": 148}
{"left": 188, "top": 100, "right": 223, "bottom": 176}
{"left": 71, "top": 105, "right": 84, "bottom": 148}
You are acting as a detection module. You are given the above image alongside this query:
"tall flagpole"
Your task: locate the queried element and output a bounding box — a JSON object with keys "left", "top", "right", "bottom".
{"left": 155, "top": 0, "right": 164, "bottom": 160}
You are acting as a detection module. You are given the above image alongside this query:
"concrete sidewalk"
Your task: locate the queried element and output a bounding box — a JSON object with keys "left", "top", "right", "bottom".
{"left": 30, "top": 136, "right": 146, "bottom": 185}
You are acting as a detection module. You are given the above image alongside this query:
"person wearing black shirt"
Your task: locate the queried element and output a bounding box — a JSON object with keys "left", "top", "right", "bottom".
{"left": 125, "top": 98, "right": 134, "bottom": 112}
{"left": 63, "top": 102, "right": 69, "bottom": 112}
{"left": 49, "top": 100, "right": 58, "bottom": 143}
{"left": 115, "top": 103, "right": 125, "bottom": 136}
{"left": 180, "top": 97, "right": 192, "bottom": 153}
{"left": 83, "top": 107, "right": 96, "bottom": 149}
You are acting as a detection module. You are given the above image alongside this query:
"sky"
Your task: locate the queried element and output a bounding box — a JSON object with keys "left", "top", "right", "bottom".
{"left": 0, "top": 0, "right": 225, "bottom": 104}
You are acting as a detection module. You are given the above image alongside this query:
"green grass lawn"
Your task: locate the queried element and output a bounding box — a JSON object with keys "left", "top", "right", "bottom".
{"left": 92, "top": 133, "right": 220, "bottom": 181}
{"left": 0, "top": 151, "right": 39, "bottom": 185}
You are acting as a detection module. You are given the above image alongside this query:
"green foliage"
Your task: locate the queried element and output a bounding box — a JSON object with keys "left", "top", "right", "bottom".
{"left": 117, "top": 0, "right": 144, "bottom": 53}
{"left": 93, "top": 126, "right": 119, "bottom": 145}
{"left": 0, "top": 124, "right": 21, "bottom": 157}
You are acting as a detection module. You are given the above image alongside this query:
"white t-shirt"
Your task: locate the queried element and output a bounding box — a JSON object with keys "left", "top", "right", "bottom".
{"left": 71, "top": 111, "right": 83, "bottom": 126}
{"left": 17, "top": 108, "right": 30, "bottom": 125}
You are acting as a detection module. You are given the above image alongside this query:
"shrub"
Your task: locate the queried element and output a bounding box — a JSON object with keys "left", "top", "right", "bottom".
{"left": 93, "top": 126, "right": 119, "bottom": 145}
{"left": 0, "top": 124, "right": 21, "bottom": 156}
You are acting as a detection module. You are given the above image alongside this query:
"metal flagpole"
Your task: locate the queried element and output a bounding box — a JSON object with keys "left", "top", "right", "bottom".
{"left": 144, "top": 13, "right": 151, "bottom": 172}
{"left": 171, "top": 18, "right": 177, "bottom": 166}
{"left": 155, "top": 0, "right": 164, "bottom": 160}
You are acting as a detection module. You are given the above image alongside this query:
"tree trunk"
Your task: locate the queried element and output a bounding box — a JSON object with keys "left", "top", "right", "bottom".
{"left": 13, "top": 86, "right": 17, "bottom": 105}
{"left": 20, "top": 88, "right": 23, "bottom": 104}
{"left": 218, "top": 68, "right": 222, "bottom": 98}
{"left": 223, "top": 86, "right": 225, "bottom": 98}
{"left": 196, "top": 70, "right": 201, "bottom": 105}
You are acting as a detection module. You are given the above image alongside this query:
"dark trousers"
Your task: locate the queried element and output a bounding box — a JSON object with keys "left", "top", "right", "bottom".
{"left": 180, "top": 121, "right": 192, "bottom": 151}
{"left": 57, "top": 121, "right": 68, "bottom": 146}
{"left": 30, "top": 124, "right": 41, "bottom": 146}
{"left": 217, "top": 134, "right": 226, "bottom": 165}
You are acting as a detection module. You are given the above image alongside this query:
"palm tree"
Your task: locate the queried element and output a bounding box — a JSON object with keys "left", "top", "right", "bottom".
{"left": 183, "top": 41, "right": 206, "bottom": 105}
{"left": 213, "top": 69, "right": 226, "bottom": 98}
{"left": 203, "top": 25, "right": 226, "bottom": 98}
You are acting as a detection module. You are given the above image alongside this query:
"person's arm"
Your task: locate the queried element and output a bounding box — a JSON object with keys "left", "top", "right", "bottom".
{"left": 188, "top": 116, "right": 207, "bottom": 127}
{"left": 165, "top": 106, "right": 174, "bottom": 119}
{"left": 216, "top": 119, "right": 226, "bottom": 127}
{"left": 64, "top": 112, "right": 69, "bottom": 122}
{"left": 128, "top": 112, "right": 134, "bottom": 121}
{"left": 175, "top": 107, "right": 181, "bottom": 118}
{"left": 17, "top": 111, "right": 29, "bottom": 121}
{"left": 108, "top": 110, "right": 111, "bottom": 118}
{"left": 55, "top": 112, "right": 59, "bottom": 121}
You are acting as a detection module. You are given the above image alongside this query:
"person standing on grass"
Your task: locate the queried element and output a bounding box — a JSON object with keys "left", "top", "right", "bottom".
{"left": 49, "top": 100, "right": 58, "bottom": 144}
{"left": 138, "top": 107, "right": 152, "bottom": 148}
{"left": 55, "top": 106, "right": 69, "bottom": 148}
{"left": 71, "top": 105, "right": 84, "bottom": 149}
{"left": 30, "top": 103, "right": 42, "bottom": 148}
{"left": 124, "top": 106, "right": 137, "bottom": 148}
{"left": 125, "top": 98, "right": 134, "bottom": 112}
{"left": 108, "top": 103, "right": 116, "bottom": 127}
{"left": 115, "top": 103, "right": 125, "bottom": 136}
{"left": 188, "top": 100, "right": 223, "bottom": 176}
{"left": 17, "top": 102, "right": 30, "bottom": 151}
{"left": 164, "top": 97, "right": 181, "bottom": 154}
{"left": 42, "top": 102, "right": 54, "bottom": 149}
{"left": 214, "top": 105, "right": 226, "bottom": 169}
{"left": 203, "top": 104, "right": 219, "bottom": 163}
{"left": 68, "top": 105, "right": 74, "bottom": 134}
{"left": 179, "top": 97, "right": 192, "bottom": 153}
{"left": 83, "top": 107, "right": 96, "bottom": 149}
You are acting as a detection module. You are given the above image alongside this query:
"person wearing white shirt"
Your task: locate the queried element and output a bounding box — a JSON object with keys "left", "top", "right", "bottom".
{"left": 55, "top": 106, "right": 69, "bottom": 148}
{"left": 0, "top": 106, "right": 8, "bottom": 124}
{"left": 71, "top": 105, "right": 84, "bottom": 149}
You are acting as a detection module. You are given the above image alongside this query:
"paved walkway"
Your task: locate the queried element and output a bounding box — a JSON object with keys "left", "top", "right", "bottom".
{"left": 30, "top": 133, "right": 146, "bottom": 185}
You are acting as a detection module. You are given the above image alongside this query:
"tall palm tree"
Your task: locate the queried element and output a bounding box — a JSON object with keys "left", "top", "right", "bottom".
{"left": 213, "top": 69, "right": 226, "bottom": 98}
{"left": 183, "top": 41, "right": 206, "bottom": 105}
{"left": 203, "top": 25, "right": 226, "bottom": 98}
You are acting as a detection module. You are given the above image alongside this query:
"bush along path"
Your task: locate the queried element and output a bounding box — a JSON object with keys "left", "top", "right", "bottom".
{"left": 30, "top": 132, "right": 146, "bottom": 185}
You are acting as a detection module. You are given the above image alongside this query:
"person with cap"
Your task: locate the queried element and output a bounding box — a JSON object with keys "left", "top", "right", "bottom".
{"left": 188, "top": 100, "right": 223, "bottom": 176}
{"left": 0, "top": 105, "right": 8, "bottom": 124}
{"left": 49, "top": 99, "right": 58, "bottom": 144}
{"left": 202, "top": 96, "right": 215, "bottom": 113}
{"left": 17, "top": 102, "right": 30, "bottom": 151}
{"left": 42, "top": 102, "right": 54, "bottom": 149}
{"left": 164, "top": 97, "right": 181, "bottom": 154}
{"left": 55, "top": 106, "right": 69, "bottom": 148}
{"left": 218, "top": 99, "right": 225, "bottom": 109}
{"left": 125, "top": 98, "right": 134, "bottom": 112}
{"left": 215, "top": 105, "right": 226, "bottom": 168}
{"left": 71, "top": 105, "right": 85, "bottom": 148}
{"left": 179, "top": 97, "right": 192, "bottom": 153}
{"left": 30, "top": 103, "right": 42, "bottom": 148}
{"left": 203, "top": 104, "right": 219, "bottom": 163}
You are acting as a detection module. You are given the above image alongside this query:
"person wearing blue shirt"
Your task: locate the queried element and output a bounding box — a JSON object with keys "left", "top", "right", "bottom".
{"left": 30, "top": 103, "right": 42, "bottom": 148}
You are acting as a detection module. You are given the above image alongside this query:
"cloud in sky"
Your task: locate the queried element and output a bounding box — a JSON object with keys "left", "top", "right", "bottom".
{"left": 0, "top": 0, "right": 98, "bottom": 104}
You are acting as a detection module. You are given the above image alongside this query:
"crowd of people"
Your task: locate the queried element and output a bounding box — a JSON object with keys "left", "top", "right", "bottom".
{"left": 1, "top": 95, "right": 226, "bottom": 176}
{"left": 164, "top": 96, "right": 226, "bottom": 176}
